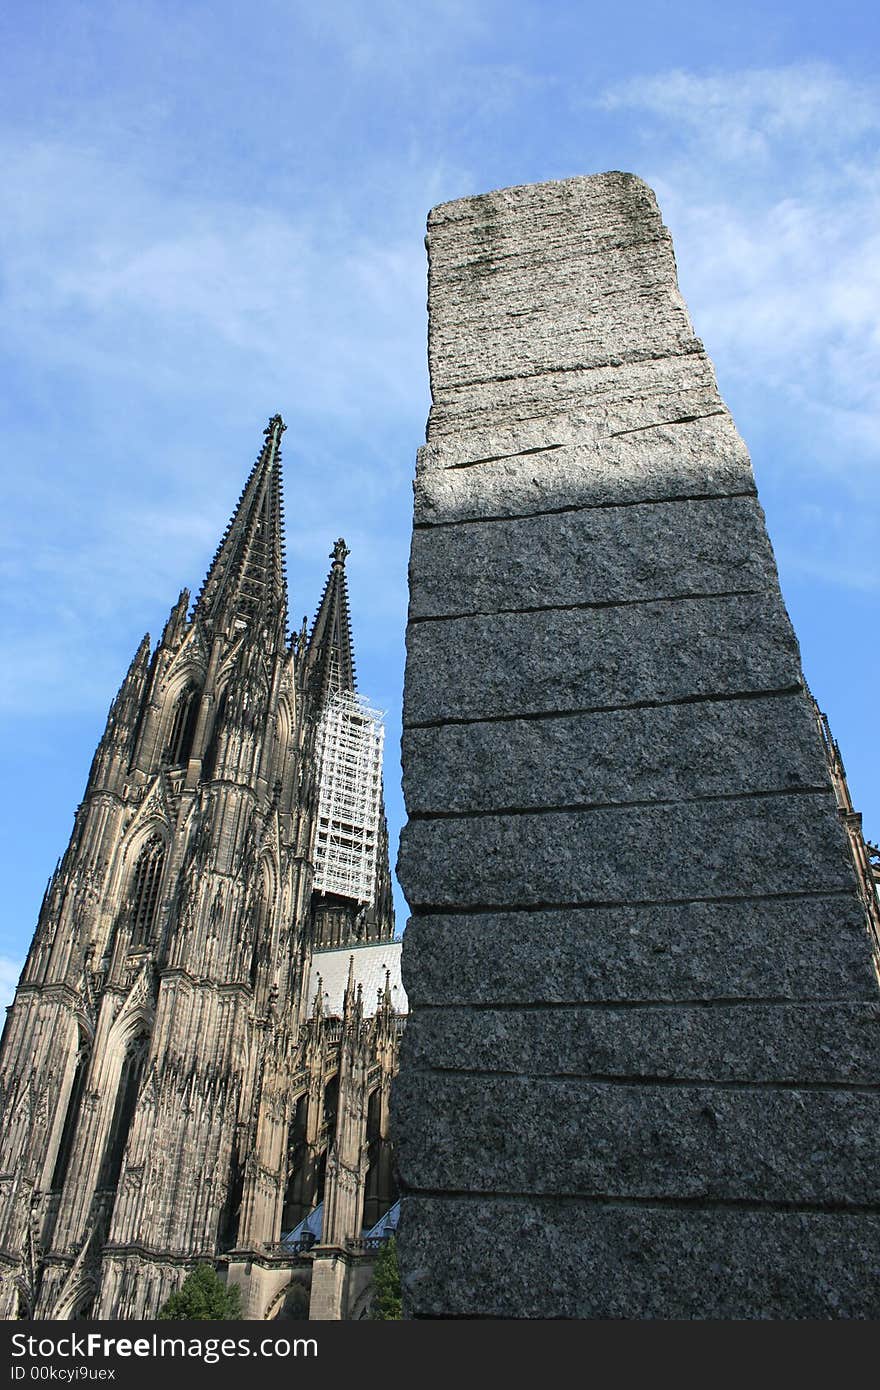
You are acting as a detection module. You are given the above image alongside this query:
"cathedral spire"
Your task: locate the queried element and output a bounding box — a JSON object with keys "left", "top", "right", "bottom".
{"left": 305, "top": 538, "right": 356, "bottom": 704}
{"left": 89, "top": 631, "right": 152, "bottom": 780}
{"left": 194, "top": 416, "right": 288, "bottom": 632}
{"left": 0, "top": 409, "right": 403, "bottom": 1323}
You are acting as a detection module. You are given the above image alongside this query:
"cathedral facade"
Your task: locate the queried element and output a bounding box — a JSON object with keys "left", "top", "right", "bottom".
{"left": 0, "top": 417, "right": 405, "bottom": 1321}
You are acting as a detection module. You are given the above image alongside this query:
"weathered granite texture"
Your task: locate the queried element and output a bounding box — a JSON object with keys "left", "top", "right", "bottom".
{"left": 394, "top": 173, "right": 880, "bottom": 1318}
{"left": 397, "top": 1200, "right": 880, "bottom": 1319}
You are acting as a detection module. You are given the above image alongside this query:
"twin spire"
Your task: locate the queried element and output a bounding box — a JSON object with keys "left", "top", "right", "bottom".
{"left": 195, "top": 415, "right": 288, "bottom": 630}
{"left": 305, "top": 537, "right": 356, "bottom": 701}
{"left": 193, "top": 415, "right": 356, "bottom": 698}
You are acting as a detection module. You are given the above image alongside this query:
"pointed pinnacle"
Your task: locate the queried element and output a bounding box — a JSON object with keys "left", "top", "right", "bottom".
{"left": 194, "top": 417, "right": 288, "bottom": 631}
{"left": 306, "top": 541, "right": 357, "bottom": 699}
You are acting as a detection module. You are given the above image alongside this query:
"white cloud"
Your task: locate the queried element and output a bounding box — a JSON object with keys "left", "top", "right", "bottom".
{"left": 597, "top": 64, "right": 880, "bottom": 505}
{"left": 600, "top": 64, "right": 880, "bottom": 162}
{"left": 0, "top": 134, "right": 436, "bottom": 718}
{"left": 0, "top": 137, "right": 430, "bottom": 419}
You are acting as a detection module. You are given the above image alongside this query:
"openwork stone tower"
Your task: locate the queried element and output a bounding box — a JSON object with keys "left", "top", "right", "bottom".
{"left": 395, "top": 174, "right": 880, "bottom": 1318}
{"left": 0, "top": 419, "right": 402, "bottom": 1320}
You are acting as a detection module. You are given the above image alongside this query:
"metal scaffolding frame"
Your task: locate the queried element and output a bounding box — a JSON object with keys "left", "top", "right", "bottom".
{"left": 312, "top": 691, "right": 385, "bottom": 905}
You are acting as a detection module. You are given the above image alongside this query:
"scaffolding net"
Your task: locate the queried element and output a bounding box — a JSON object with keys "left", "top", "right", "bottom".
{"left": 312, "top": 691, "right": 385, "bottom": 905}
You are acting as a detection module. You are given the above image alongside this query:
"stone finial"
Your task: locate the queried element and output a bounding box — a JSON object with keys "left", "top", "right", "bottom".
{"left": 312, "top": 974, "right": 324, "bottom": 1020}
{"left": 331, "top": 538, "right": 350, "bottom": 567}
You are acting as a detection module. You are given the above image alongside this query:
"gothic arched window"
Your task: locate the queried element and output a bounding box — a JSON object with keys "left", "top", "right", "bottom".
{"left": 322, "top": 1074, "right": 339, "bottom": 1133}
{"left": 98, "top": 1030, "right": 149, "bottom": 1191}
{"left": 165, "top": 683, "right": 200, "bottom": 765}
{"left": 249, "top": 866, "right": 274, "bottom": 992}
{"left": 202, "top": 688, "right": 228, "bottom": 782}
{"left": 249, "top": 880, "right": 265, "bottom": 989}
{"left": 50, "top": 1038, "right": 90, "bottom": 1193}
{"left": 129, "top": 836, "right": 165, "bottom": 947}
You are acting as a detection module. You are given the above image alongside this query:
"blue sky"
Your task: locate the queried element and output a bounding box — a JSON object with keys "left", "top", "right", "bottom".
{"left": 2, "top": 1, "right": 878, "bottom": 1005}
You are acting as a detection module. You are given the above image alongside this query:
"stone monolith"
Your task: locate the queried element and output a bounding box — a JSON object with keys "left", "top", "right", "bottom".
{"left": 394, "top": 173, "right": 880, "bottom": 1319}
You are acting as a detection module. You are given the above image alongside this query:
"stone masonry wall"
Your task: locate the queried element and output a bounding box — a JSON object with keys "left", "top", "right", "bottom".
{"left": 393, "top": 173, "right": 880, "bottom": 1318}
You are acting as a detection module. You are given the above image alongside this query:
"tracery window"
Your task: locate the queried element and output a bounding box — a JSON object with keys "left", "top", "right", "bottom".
{"left": 165, "top": 683, "right": 199, "bottom": 765}
{"left": 129, "top": 835, "right": 165, "bottom": 946}
{"left": 98, "top": 1030, "right": 149, "bottom": 1191}
{"left": 202, "top": 688, "right": 228, "bottom": 781}
{"left": 50, "top": 1039, "right": 90, "bottom": 1193}
{"left": 249, "top": 868, "right": 274, "bottom": 991}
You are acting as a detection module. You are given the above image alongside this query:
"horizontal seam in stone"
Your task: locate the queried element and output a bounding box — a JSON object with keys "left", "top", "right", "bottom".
{"left": 427, "top": 228, "right": 670, "bottom": 265}
{"left": 609, "top": 409, "right": 728, "bottom": 437}
{"left": 405, "top": 786, "right": 833, "bottom": 823}
{"left": 409, "top": 997, "right": 875, "bottom": 1012}
{"left": 397, "top": 1190, "right": 880, "bottom": 1217}
{"left": 440, "top": 271, "right": 679, "bottom": 303}
{"left": 407, "top": 887, "right": 858, "bottom": 917}
{"left": 401, "top": 1068, "right": 880, "bottom": 1094}
{"left": 445, "top": 443, "right": 566, "bottom": 471}
{"left": 413, "top": 488, "right": 758, "bottom": 530}
{"left": 403, "top": 684, "right": 803, "bottom": 731}
{"left": 435, "top": 343, "right": 706, "bottom": 392}
{"left": 407, "top": 586, "right": 767, "bottom": 627}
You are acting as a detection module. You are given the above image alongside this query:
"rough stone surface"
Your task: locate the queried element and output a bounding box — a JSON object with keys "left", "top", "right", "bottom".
{"left": 399, "top": 792, "right": 854, "bottom": 908}
{"left": 415, "top": 411, "right": 755, "bottom": 524}
{"left": 404, "top": 593, "right": 803, "bottom": 727}
{"left": 405, "top": 1002, "right": 880, "bottom": 1084}
{"left": 398, "top": 1199, "right": 880, "bottom": 1319}
{"left": 400, "top": 896, "right": 878, "bottom": 1005}
{"left": 403, "top": 692, "right": 829, "bottom": 814}
{"left": 396, "top": 1071, "right": 880, "bottom": 1203}
{"left": 395, "top": 172, "right": 880, "bottom": 1319}
{"left": 409, "top": 495, "right": 776, "bottom": 620}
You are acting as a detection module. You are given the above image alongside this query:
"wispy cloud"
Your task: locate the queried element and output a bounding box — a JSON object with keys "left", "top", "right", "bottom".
{"left": 597, "top": 63, "right": 880, "bottom": 532}
{"left": 600, "top": 64, "right": 880, "bottom": 160}
{"left": 0, "top": 134, "right": 437, "bottom": 717}
{"left": 0, "top": 137, "right": 430, "bottom": 418}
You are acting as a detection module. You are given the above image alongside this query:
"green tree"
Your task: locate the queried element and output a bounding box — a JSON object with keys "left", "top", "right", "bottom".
{"left": 157, "top": 1264, "right": 241, "bottom": 1320}
{"left": 370, "top": 1236, "right": 402, "bottom": 1320}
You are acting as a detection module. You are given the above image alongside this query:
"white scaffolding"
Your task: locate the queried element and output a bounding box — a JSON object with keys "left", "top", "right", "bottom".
{"left": 312, "top": 691, "right": 385, "bottom": 905}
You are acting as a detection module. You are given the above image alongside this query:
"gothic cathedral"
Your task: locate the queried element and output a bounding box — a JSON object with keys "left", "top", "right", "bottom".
{"left": 0, "top": 418, "right": 405, "bottom": 1321}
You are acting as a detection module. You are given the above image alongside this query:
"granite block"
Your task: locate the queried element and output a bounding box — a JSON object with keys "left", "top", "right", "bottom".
{"left": 399, "top": 897, "right": 878, "bottom": 1005}
{"left": 398, "top": 792, "right": 854, "bottom": 908}
{"left": 398, "top": 1197, "right": 880, "bottom": 1318}
{"left": 394, "top": 1070, "right": 880, "bottom": 1204}
{"left": 403, "top": 1001, "right": 880, "bottom": 1085}
{"left": 414, "top": 410, "right": 753, "bottom": 523}
{"left": 409, "top": 495, "right": 777, "bottom": 620}
{"left": 402, "top": 693, "right": 830, "bottom": 814}
{"left": 400, "top": 895, "right": 873, "bottom": 1006}
{"left": 403, "top": 593, "right": 802, "bottom": 726}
